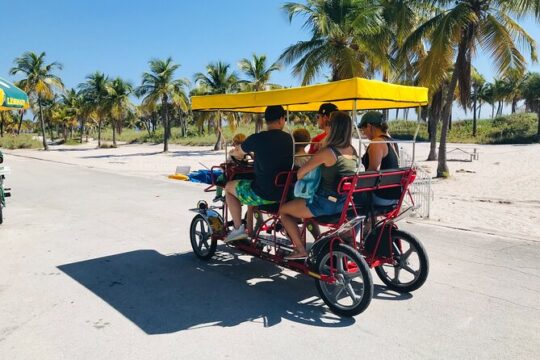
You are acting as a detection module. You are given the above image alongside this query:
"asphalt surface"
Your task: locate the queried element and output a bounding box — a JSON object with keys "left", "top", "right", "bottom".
{"left": 1, "top": 154, "right": 539, "bottom": 359}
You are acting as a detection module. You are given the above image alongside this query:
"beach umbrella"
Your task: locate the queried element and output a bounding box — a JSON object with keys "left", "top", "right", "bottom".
{"left": 0, "top": 77, "right": 29, "bottom": 111}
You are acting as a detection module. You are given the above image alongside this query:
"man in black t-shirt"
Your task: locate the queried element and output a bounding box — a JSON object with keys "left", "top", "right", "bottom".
{"left": 224, "top": 105, "right": 293, "bottom": 242}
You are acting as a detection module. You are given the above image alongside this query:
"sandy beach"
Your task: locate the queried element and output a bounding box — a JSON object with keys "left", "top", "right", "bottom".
{"left": 4, "top": 141, "right": 540, "bottom": 242}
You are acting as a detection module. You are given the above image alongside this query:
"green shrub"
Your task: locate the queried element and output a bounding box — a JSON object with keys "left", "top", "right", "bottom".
{"left": 0, "top": 134, "right": 42, "bottom": 149}
{"left": 387, "top": 113, "right": 537, "bottom": 144}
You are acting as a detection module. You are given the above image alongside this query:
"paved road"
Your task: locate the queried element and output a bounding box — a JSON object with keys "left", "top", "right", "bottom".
{"left": 1, "top": 154, "right": 539, "bottom": 359}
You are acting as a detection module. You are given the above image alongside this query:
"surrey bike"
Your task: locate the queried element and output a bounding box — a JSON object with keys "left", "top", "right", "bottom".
{"left": 187, "top": 78, "right": 430, "bottom": 316}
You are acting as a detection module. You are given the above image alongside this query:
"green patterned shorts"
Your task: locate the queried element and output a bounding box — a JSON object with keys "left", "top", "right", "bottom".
{"left": 235, "top": 180, "right": 277, "bottom": 206}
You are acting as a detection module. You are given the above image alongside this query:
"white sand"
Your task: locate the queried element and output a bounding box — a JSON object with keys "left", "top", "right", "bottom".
{"left": 4, "top": 141, "right": 540, "bottom": 241}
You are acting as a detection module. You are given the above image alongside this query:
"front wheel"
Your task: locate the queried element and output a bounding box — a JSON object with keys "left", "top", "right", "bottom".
{"left": 190, "top": 215, "right": 217, "bottom": 260}
{"left": 316, "top": 242, "right": 373, "bottom": 317}
{"left": 375, "top": 229, "right": 429, "bottom": 293}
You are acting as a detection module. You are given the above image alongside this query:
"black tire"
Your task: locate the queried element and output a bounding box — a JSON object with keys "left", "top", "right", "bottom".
{"left": 190, "top": 215, "right": 217, "bottom": 260}
{"left": 315, "top": 242, "right": 373, "bottom": 317}
{"left": 375, "top": 229, "right": 429, "bottom": 293}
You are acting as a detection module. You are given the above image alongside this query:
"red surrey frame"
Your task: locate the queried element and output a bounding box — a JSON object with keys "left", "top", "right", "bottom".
{"left": 204, "top": 161, "right": 417, "bottom": 279}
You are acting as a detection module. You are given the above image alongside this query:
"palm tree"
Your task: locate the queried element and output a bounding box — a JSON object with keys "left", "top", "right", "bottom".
{"left": 478, "top": 82, "right": 495, "bottom": 118}
{"left": 79, "top": 72, "right": 110, "bottom": 148}
{"left": 279, "top": 0, "right": 382, "bottom": 84}
{"left": 106, "top": 77, "right": 134, "bottom": 147}
{"left": 194, "top": 61, "right": 239, "bottom": 150}
{"left": 522, "top": 72, "right": 540, "bottom": 140}
{"left": 492, "top": 78, "right": 512, "bottom": 117}
{"left": 404, "top": 0, "right": 538, "bottom": 177}
{"left": 136, "top": 57, "right": 189, "bottom": 152}
{"left": 238, "top": 53, "right": 281, "bottom": 132}
{"left": 470, "top": 70, "right": 485, "bottom": 136}
{"left": 62, "top": 89, "right": 88, "bottom": 143}
{"left": 502, "top": 68, "right": 527, "bottom": 113}
{"left": 9, "top": 51, "right": 64, "bottom": 150}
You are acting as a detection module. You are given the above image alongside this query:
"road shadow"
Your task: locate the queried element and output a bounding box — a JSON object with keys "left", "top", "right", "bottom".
{"left": 50, "top": 148, "right": 98, "bottom": 153}
{"left": 58, "top": 249, "right": 359, "bottom": 334}
{"left": 80, "top": 149, "right": 218, "bottom": 160}
{"left": 373, "top": 285, "right": 413, "bottom": 301}
{"left": 80, "top": 151, "right": 163, "bottom": 159}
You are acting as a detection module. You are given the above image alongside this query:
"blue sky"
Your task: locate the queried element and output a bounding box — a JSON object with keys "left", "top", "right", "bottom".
{"left": 3, "top": 0, "right": 539, "bottom": 119}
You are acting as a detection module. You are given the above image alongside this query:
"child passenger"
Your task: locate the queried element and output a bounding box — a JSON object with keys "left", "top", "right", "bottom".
{"left": 213, "top": 133, "right": 246, "bottom": 202}
{"left": 292, "top": 128, "right": 311, "bottom": 168}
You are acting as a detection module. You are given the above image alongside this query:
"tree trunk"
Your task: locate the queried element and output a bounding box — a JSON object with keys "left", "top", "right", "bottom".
{"left": 404, "top": 108, "right": 409, "bottom": 121}
{"left": 473, "top": 89, "right": 478, "bottom": 137}
{"left": 161, "top": 95, "right": 169, "bottom": 152}
{"left": 97, "top": 118, "right": 102, "bottom": 148}
{"left": 80, "top": 117, "right": 85, "bottom": 143}
{"left": 437, "top": 36, "right": 466, "bottom": 177}
{"left": 112, "top": 120, "right": 117, "bottom": 148}
{"left": 0, "top": 113, "right": 4, "bottom": 137}
{"left": 497, "top": 101, "right": 503, "bottom": 116}
{"left": 511, "top": 97, "right": 517, "bottom": 114}
{"left": 427, "top": 115, "right": 438, "bottom": 161}
{"left": 255, "top": 114, "right": 263, "bottom": 133}
{"left": 151, "top": 114, "right": 157, "bottom": 134}
{"left": 491, "top": 104, "right": 495, "bottom": 118}
{"left": 478, "top": 102, "right": 482, "bottom": 120}
{"left": 213, "top": 112, "right": 223, "bottom": 151}
{"left": 17, "top": 110, "right": 24, "bottom": 135}
{"left": 395, "top": 109, "right": 399, "bottom": 120}
{"left": 38, "top": 99, "right": 49, "bottom": 150}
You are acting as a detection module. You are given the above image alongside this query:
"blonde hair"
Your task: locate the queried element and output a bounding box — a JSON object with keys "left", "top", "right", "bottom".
{"left": 232, "top": 133, "right": 246, "bottom": 145}
{"left": 324, "top": 111, "right": 353, "bottom": 149}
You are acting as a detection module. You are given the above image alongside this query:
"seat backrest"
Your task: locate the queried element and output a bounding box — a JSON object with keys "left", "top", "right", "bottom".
{"left": 354, "top": 167, "right": 413, "bottom": 193}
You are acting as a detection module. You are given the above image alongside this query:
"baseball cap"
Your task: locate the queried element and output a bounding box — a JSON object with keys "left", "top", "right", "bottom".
{"left": 359, "top": 111, "right": 385, "bottom": 127}
{"left": 318, "top": 103, "right": 338, "bottom": 115}
{"left": 264, "top": 105, "right": 286, "bottom": 122}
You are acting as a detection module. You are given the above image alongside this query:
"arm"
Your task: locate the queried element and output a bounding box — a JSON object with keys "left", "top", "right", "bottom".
{"left": 231, "top": 134, "right": 256, "bottom": 159}
{"left": 229, "top": 144, "right": 246, "bottom": 160}
{"left": 297, "top": 148, "right": 335, "bottom": 179}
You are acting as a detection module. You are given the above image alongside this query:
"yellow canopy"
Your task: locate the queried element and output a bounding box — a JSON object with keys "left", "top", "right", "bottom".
{"left": 192, "top": 77, "right": 428, "bottom": 113}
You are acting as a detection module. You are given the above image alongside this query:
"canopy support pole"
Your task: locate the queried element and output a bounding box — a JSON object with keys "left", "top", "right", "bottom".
{"left": 412, "top": 106, "right": 421, "bottom": 165}
{"left": 287, "top": 106, "right": 295, "bottom": 170}
{"left": 352, "top": 100, "right": 362, "bottom": 173}
{"left": 220, "top": 110, "right": 228, "bottom": 159}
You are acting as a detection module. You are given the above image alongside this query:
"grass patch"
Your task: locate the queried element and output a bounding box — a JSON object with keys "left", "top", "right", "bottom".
{"left": 390, "top": 112, "right": 538, "bottom": 144}
{"left": 0, "top": 134, "right": 42, "bottom": 149}
{"left": 98, "top": 123, "right": 321, "bottom": 146}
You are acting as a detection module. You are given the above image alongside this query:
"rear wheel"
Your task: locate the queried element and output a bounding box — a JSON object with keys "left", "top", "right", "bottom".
{"left": 190, "top": 215, "right": 217, "bottom": 260}
{"left": 316, "top": 243, "right": 373, "bottom": 317}
{"left": 375, "top": 229, "right": 429, "bottom": 293}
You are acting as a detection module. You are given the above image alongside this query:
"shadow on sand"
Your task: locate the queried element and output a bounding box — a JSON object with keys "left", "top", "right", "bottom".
{"left": 58, "top": 248, "right": 410, "bottom": 334}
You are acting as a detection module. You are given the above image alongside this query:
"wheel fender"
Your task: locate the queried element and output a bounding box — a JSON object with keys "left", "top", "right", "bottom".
{"left": 307, "top": 235, "right": 343, "bottom": 271}
{"left": 192, "top": 209, "right": 224, "bottom": 235}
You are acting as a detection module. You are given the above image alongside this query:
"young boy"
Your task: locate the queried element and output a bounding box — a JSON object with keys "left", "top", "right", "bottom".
{"left": 292, "top": 128, "right": 311, "bottom": 168}
{"left": 213, "top": 133, "right": 247, "bottom": 202}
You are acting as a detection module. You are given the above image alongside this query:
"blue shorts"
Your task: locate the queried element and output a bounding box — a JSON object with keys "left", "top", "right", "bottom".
{"left": 307, "top": 189, "right": 347, "bottom": 218}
